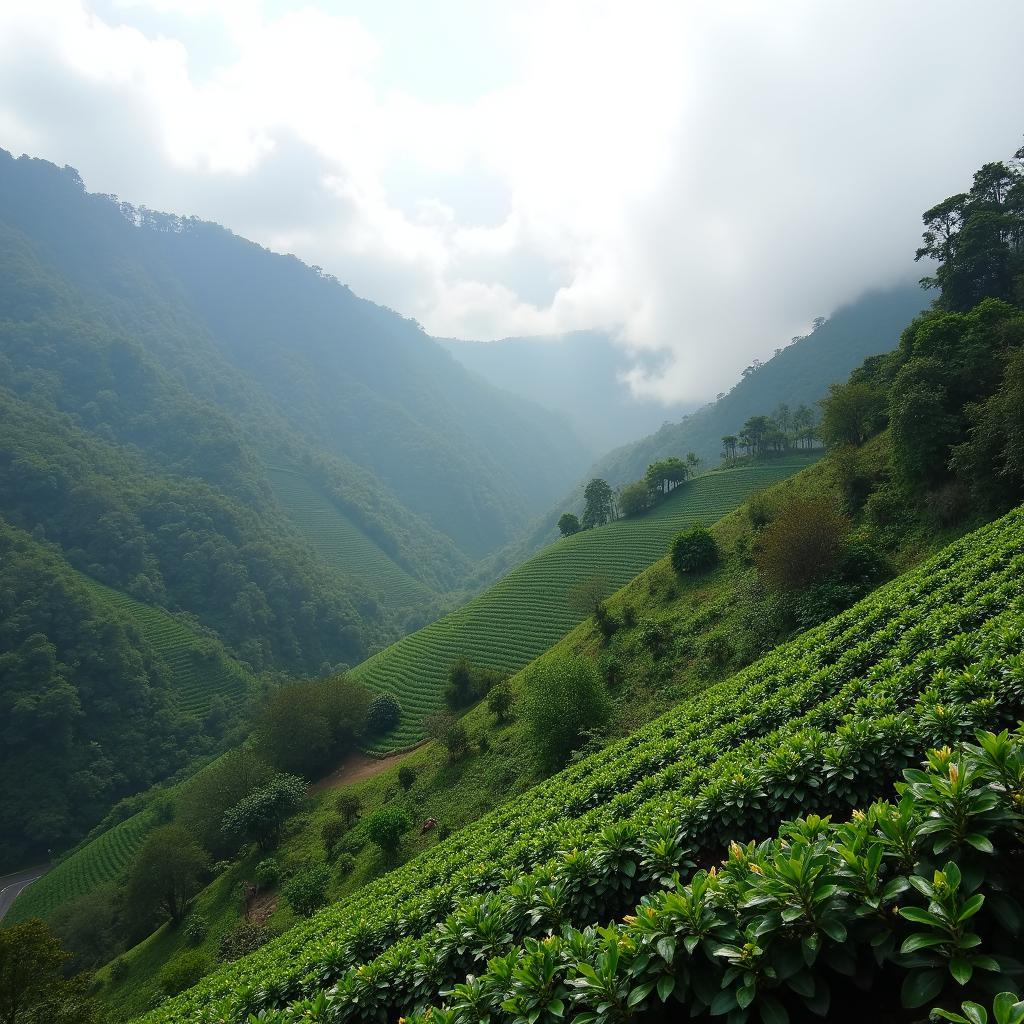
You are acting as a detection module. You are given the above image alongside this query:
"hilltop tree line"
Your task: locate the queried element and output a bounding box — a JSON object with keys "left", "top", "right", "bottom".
{"left": 720, "top": 403, "right": 820, "bottom": 462}
{"left": 558, "top": 454, "right": 703, "bottom": 536}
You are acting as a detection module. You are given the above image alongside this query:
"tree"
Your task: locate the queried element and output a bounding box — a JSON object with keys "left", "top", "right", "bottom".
{"left": 282, "top": 864, "right": 331, "bottom": 917}
{"left": 221, "top": 774, "right": 306, "bottom": 852}
{"left": 754, "top": 498, "right": 850, "bottom": 591}
{"left": 398, "top": 764, "right": 417, "bottom": 790}
{"left": 423, "top": 711, "right": 469, "bottom": 760}
{"left": 521, "top": 653, "right": 610, "bottom": 768}
{"left": 364, "top": 806, "right": 411, "bottom": 859}
{"left": 721, "top": 435, "right": 738, "bottom": 463}
{"left": 177, "top": 748, "right": 272, "bottom": 857}
{"left": 335, "top": 792, "right": 361, "bottom": 826}
{"left": 0, "top": 919, "right": 69, "bottom": 1024}
{"left": 126, "top": 824, "right": 208, "bottom": 926}
{"left": 444, "top": 658, "right": 503, "bottom": 710}
{"left": 617, "top": 480, "right": 650, "bottom": 518}
{"left": 366, "top": 693, "right": 401, "bottom": 735}
{"left": 51, "top": 885, "right": 123, "bottom": 972}
{"left": 557, "top": 513, "right": 581, "bottom": 537}
{"left": 685, "top": 451, "right": 701, "bottom": 475}
{"left": 644, "top": 458, "right": 687, "bottom": 497}
{"left": 581, "top": 478, "right": 616, "bottom": 528}
{"left": 739, "top": 415, "right": 773, "bottom": 457}
{"left": 818, "top": 382, "right": 886, "bottom": 447}
{"left": 255, "top": 678, "right": 369, "bottom": 780}
{"left": 487, "top": 681, "right": 514, "bottom": 724}
{"left": 670, "top": 526, "right": 719, "bottom": 575}
{"left": 566, "top": 574, "right": 610, "bottom": 616}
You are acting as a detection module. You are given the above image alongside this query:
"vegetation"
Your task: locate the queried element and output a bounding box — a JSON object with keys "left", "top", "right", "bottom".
{"left": 125, "top": 826, "right": 208, "bottom": 928}
{"left": 350, "top": 459, "right": 816, "bottom": 751}
{"left": 138, "top": 498, "right": 1024, "bottom": 1023}
{"left": 669, "top": 525, "right": 719, "bottom": 575}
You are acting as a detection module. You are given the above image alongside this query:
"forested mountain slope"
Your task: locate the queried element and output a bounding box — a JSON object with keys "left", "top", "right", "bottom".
{"left": 440, "top": 330, "right": 698, "bottom": 452}
{"left": 0, "top": 149, "right": 591, "bottom": 557}
{"left": 588, "top": 284, "right": 926, "bottom": 489}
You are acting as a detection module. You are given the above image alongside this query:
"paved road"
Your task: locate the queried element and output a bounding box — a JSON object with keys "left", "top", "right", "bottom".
{"left": 0, "top": 866, "right": 47, "bottom": 923}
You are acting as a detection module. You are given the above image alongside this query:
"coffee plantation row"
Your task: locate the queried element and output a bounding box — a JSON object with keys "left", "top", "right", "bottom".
{"left": 140, "top": 502, "right": 1024, "bottom": 1022}
{"left": 352, "top": 457, "right": 817, "bottom": 751}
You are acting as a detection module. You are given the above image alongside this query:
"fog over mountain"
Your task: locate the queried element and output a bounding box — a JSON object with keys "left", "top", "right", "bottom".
{"left": 2, "top": 1, "right": 1023, "bottom": 401}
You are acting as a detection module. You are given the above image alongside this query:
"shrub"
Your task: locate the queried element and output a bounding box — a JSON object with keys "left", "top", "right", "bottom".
{"left": 423, "top": 712, "right": 469, "bottom": 760}
{"left": 745, "top": 489, "right": 775, "bottom": 530}
{"left": 159, "top": 950, "right": 209, "bottom": 996}
{"left": 220, "top": 774, "right": 306, "bottom": 852}
{"left": 366, "top": 694, "right": 401, "bottom": 735}
{"left": 109, "top": 958, "right": 129, "bottom": 983}
{"left": 753, "top": 497, "right": 849, "bottom": 590}
{"left": 593, "top": 600, "right": 619, "bottom": 641}
{"left": 444, "top": 658, "right": 504, "bottom": 710}
{"left": 321, "top": 818, "right": 347, "bottom": 858}
{"left": 486, "top": 682, "right": 514, "bottom": 724}
{"left": 334, "top": 853, "right": 355, "bottom": 877}
{"left": 181, "top": 914, "right": 208, "bottom": 946}
{"left": 217, "top": 922, "right": 270, "bottom": 963}
{"left": 670, "top": 525, "right": 719, "bottom": 575}
{"left": 365, "top": 807, "right": 412, "bottom": 859}
{"left": 566, "top": 575, "right": 610, "bottom": 616}
{"left": 398, "top": 765, "right": 416, "bottom": 791}
{"left": 254, "top": 858, "right": 279, "bottom": 889}
{"left": 521, "top": 653, "right": 610, "bottom": 769}
{"left": 282, "top": 863, "right": 331, "bottom": 918}
{"left": 335, "top": 792, "right": 361, "bottom": 825}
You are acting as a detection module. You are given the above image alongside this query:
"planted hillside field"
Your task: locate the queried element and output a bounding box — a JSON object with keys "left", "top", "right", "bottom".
{"left": 266, "top": 466, "right": 437, "bottom": 612}
{"left": 353, "top": 457, "right": 816, "bottom": 751}
{"left": 80, "top": 578, "right": 254, "bottom": 717}
{"left": 6, "top": 812, "right": 151, "bottom": 925}
{"left": 141, "top": 501, "right": 1024, "bottom": 1024}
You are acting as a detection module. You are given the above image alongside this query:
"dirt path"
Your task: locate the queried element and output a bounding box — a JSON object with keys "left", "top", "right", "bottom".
{"left": 307, "top": 745, "right": 423, "bottom": 796}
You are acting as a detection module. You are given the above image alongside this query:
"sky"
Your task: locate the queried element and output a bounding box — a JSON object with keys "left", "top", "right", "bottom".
{"left": 1, "top": 1, "right": 1022, "bottom": 402}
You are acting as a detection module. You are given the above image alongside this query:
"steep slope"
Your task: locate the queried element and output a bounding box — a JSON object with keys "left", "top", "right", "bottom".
{"left": 0, "top": 149, "right": 591, "bottom": 556}
{"left": 353, "top": 456, "right": 816, "bottom": 751}
{"left": 588, "top": 284, "right": 926, "bottom": 489}
{"left": 440, "top": 330, "right": 698, "bottom": 452}
{"left": 265, "top": 466, "right": 443, "bottom": 632}
{"left": 140, "top": 496, "right": 1024, "bottom": 1024}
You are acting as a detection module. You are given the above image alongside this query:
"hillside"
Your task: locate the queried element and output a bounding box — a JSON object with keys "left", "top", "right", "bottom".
{"left": 353, "top": 457, "right": 816, "bottom": 751}
{"left": 586, "top": 284, "right": 926, "bottom": 490}
{"left": 139, "top": 494, "right": 1024, "bottom": 1024}
{"left": 0, "top": 149, "right": 592, "bottom": 558}
{"left": 440, "top": 330, "right": 698, "bottom": 452}
{"left": 265, "top": 466, "right": 444, "bottom": 632}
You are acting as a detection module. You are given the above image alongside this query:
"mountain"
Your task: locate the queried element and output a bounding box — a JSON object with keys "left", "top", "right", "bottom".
{"left": 439, "top": 330, "right": 698, "bottom": 452}
{"left": 586, "top": 284, "right": 928, "bottom": 489}
{"left": 0, "top": 147, "right": 593, "bottom": 865}
{"left": 0, "top": 150, "right": 591, "bottom": 559}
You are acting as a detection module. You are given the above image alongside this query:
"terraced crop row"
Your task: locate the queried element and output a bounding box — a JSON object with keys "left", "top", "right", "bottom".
{"left": 6, "top": 811, "right": 151, "bottom": 924}
{"left": 81, "top": 578, "right": 253, "bottom": 717}
{"left": 353, "top": 457, "right": 816, "bottom": 751}
{"left": 141, "top": 478, "right": 1024, "bottom": 1024}
{"left": 266, "top": 467, "right": 436, "bottom": 610}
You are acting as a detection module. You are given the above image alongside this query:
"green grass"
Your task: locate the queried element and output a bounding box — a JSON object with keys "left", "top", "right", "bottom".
{"left": 80, "top": 578, "right": 253, "bottom": 718}
{"left": 353, "top": 456, "right": 817, "bottom": 750}
{"left": 266, "top": 467, "right": 437, "bottom": 610}
{"left": 5, "top": 811, "right": 151, "bottom": 924}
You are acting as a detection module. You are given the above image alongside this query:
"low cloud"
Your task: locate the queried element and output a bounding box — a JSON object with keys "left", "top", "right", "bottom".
{"left": 1, "top": 0, "right": 1022, "bottom": 400}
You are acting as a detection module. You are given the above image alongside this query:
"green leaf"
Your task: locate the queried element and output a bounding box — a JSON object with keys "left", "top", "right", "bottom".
{"left": 737, "top": 984, "right": 756, "bottom": 1010}
{"left": 902, "top": 932, "right": 948, "bottom": 954}
{"left": 950, "top": 957, "right": 973, "bottom": 986}
{"left": 962, "top": 1002, "right": 989, "bottom": 1024}
{"left": 965, "top": 833, "right": 995, "bottom": 854}
{"left": 657, "top": 974, "right": 676, "bottom": 1002}
{"left": 958, "top": 894, "right": 985, "bottom": 922}
{"left": 993, "top": 993, "right": 1024, "bottom": 1024}
{"left": 902, "top": 968, "right": 945, "bottom": 1009}
{"left": 656, "top": 936, "right": 676, "bottom": 964}
{"left": 901, "top": 907, "right": 947, "bottom": 927}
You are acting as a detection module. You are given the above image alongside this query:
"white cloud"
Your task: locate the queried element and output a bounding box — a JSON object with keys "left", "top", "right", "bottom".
{"left": 0, "top": 0, "right": 1022, "bottom": 400}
